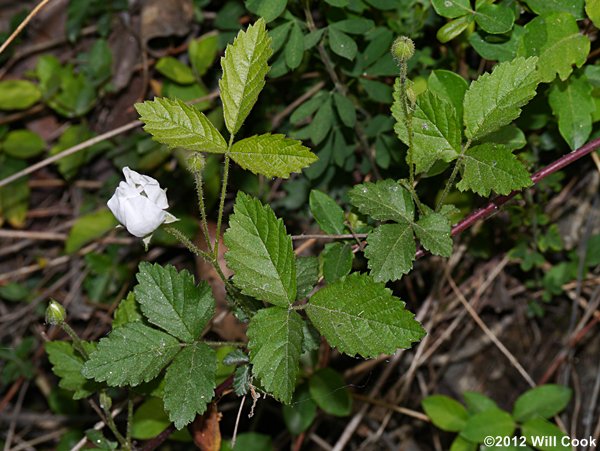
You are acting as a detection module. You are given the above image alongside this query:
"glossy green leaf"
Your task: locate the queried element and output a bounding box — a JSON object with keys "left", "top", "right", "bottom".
{"left": 513, "top": 384, "right": 572, "bottom": 422}
{"left": 0, "top": 80, "right": 41, "bottom": 110}
{"left": 189, "top": 32, "right": 219, "bottom": 77}
{"left": 413, "top": 212, "right": 453, "bottom": 257}
{"left": 422, "top": 395, "right": 469, "bottom": 432}
{"left": 229, "top": 133, "right": 317, "bottom": 178}
{"left": 309, "top": 368, "right": 352, "bottom": 416}
{"left": 82, "top": 323, "right": 180, "bottom": 387}
{"left": 134, "top": 262, "right": 215, "bottom": 343}
{"left": 309, "top": 190, "right": 346, "bottom": 234}
{"left": 306, "top": 273, "right": 426, "bottom": 357}
{"left": 220, "top": 18, "right": 273, "bottom": 134}
{"left": 65, "top": 209, "right": 118, "bottom": 254}
{"left": 247, "top": 307, "right": 303, "bottom": 403}
{"left": 3, "top": 130, "right": 45, "bottom": 159}
{"left": 518, "top": 12, "right": 590, "bottom": 83}
{"left": 349, "top": 179, "right": 414, "bottom": 224}
{"left": 586, "top": 0, "right": 600, "bottom": 28}
{"left": 523, "top": 0, "right": 585, "bottom": 19}
{"left": 469, "top": 26, "right": 524, "bottom": 62}
{"left": 322, "top": 242, "right": 353, "bottom": 283}
{"left": 474, "top": 3, "right": 515, "bottom": 34}
{"left": 135, "top": 97, "right": 227, "bottom": 153}
{"left": 45, "top": 341, "right": 99, "bottom": 399}
{"left": 163, "top": 342, "right": 216, "bottom": 429}
{"left": 548, "top": 72, "right": 595, "bottom": 150}
{"left": 155, "top": 57, "right": 195, "bottom": 84}
{"left": 521, "top": 417, "right": 570, "bottom": 451}
{"left": 437, "top": 15, "right": 471, "bottom": 43}
{"left": 457, "top": 143, "right": 532, "bottom": 196}
{"left": 328, "top": 26, "right": 357, "bottom": 60}
{"left": 463, "top": 56, "right": 540, "bottom": 140}
{"left": 285, "top": 22, "right": 304, "bottom": 70}
{"left": 365, "top": 224, "right": 415, "bottom": 282}
{"left": 460, "top": 408, "right": 515, "bottom": 442}
{"left": 224, "top": 192, "right": 297, "bottom": 306}
{"left": 431, "top": 0, "right": 472, "bottom": 18}
{"left": 393, "top": 86, "right": 461, "bottom": 173}
{"left": 245, "top": 0, "right": 287, "bottom": 22}
{"left": 428, "top": 69, "right": 468, "bottom": 121}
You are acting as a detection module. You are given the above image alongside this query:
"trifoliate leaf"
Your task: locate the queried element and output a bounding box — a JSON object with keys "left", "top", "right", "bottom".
{"left": 392, "top": 86, "right": 461, "bottom": 173}
{"left": 224, "top": 192, "right": 297, "bottom": 306}
{"left": 220, "top": 18, "right": 273, "bottom": 135}
{"left": 229, "top": 134, "right": 317, "bottom": 178}
{"left": 134, "top": 262, "right": 215, "bottom": 343}
{"left": 247, "top": 307, "right": 303, "bottom": 403}
{"left": 296, "top": 256, "right": 319, "bottom": 299}
{"left": 457, "top": 143, "right": 532, "bottom": 196}
{"left": 309, "top": 190, "right": 346, "bottom": 234}
{"left": 135, "top": 98, "right": 226, "bottom": 153}
{"left": 548, "top": 72, "right": 595, "bottom": 150}
{"left": 474, "top": 3, "right": 515, "bottom": 34}
{"left": 321, "top": 242, "right": 353, "bottom": 283}
{"left": 82, "top": 323, "right": 180, "bottom": 386}
{"left": 365, "top": 224, "right": 415, "bottom": 282}
{"left": 431, "top": 0, "right": 472, "bottom": 18}
{"left": 518, "top": 12, "right": 590, "bottom": 83}
{"left": 46, "top": 341, "right": 99, "bottom": 399}
{"left": 349, "top": 179, "right": 414, "bottom": 224}
{"left": 413, "top": 212, "right": 453, "bottom": 257}
{"left": 113, "top": 292, "right": 142, "bottom": 328}
{"left": 163, "top": 342, "right": 216, "bottom": 429}
{"left": 306, "top": 273, "right": 426, "bottom": 357}
{"left": 463, "top": 57, "right": 540, "bottom": 140}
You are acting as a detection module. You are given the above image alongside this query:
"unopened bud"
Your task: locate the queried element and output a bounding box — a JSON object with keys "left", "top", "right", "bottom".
{"left": 46, "top": 300, "right": 66, "bottom": 325}
{"left": 391, "top": 36, "right": 415, "bottom": 63}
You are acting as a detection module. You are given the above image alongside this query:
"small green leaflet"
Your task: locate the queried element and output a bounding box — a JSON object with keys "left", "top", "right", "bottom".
{"left": 518, "top": 12, "right": 589, "bottom": 83}
{"left": 245, "top": 0, "right": 287, "bottom": 22}
{"left": 229, "top": 133, "right": 317, "bottom": 178}
{"left": 422, "top": 395, "right": 469, "bottom": 432}
{"left": 82, "top": 322, "right": 180, "bottom": 387}
{"left": 427, "top": 69, "right": 468, "bottom": 122}
{"left": 457, "top": 143, "right": 532, "bottom": 196}
{"left": 321, "top": 242, "right": 353, "bottom": 283}
{"left": 523, "top": 0, "right": 585, "bottom": 19}
{"left": 306, "top": 273, "right": 426, "bottom": 357}
{"left": 46, "top": 341, "right": 99, "bottom": 399}
{"left": 285, "top": 21, "right": 304, "bottom": 70}
{"left": 163, "top": 343, "right": 216, "bottom": 429}
{"left": 365, "top": 224, "right": 415, "bottom": 282}
{"left": 431, "top": 0, "right": 472, "bottom": 18}
{"left": 155, "top": 57, "right": 195, "bottom": 84}
{"left": 463, "top": 57, "right": 540, "bottom": 140}
{"left": 135, "top": 97, "right": 227, "bottom": 153}
{"left": 521, "top": 418, "right": 570, "bottom": 450}
{"left": 548, "top": 72, "right": 595, "bottom": 150}
{"left": 474, "top": 3, "right": 515, "bottom": 35}
{"left": 460, "top": 409, "right": 515, "bottom": 443}
{"left": 134, "top": 262, "right": 215, "bottom": 343}
{"left": 296, "top": 256, "right": 319, "bottom": 299}
{"left": 247, "top": 307, "right": 303, "bottom": 403}
{"left": 587, "top": 0, "right": 600, "bottom": 28}
{"left": 328, "top": 26, "right": 357, "bottom": 60}
{"left": 469, "top": 26, "right": 524, "bottom": 62}
{"left": 309, "top": 190, "right": 346, "bottom": 235}
{"left": 220, "top": 18, "right": 273, "bottom": 135}
{"left": 224, "top": 192, "right": 297, "bottom": 306}
{"left": 308, "top": 368, "right": 352, "bottom": 416}
{"left": 348, "top": 179, "right": 414, "bottom": 224}
{"left": 392, "top": 85, "right": 461, "bottom": 174}
{"left": 113, "top": 292, "right": 142, "bottom": 328}
{"left": 333, "top": 92, "right": 356, "bottom": 127}
{"left": 512, "top": 384, "right": 572, "bottom": 422}
{"left": 413, "top": 212, "right": 453, "bottom": 257}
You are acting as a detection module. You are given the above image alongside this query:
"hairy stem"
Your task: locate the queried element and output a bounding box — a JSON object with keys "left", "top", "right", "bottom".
{"left": 436, "top": 139, "right": 472, "bottom": 211}
{"left": 61, "top": 323, "right": 89, "bottom": 360}
{"left": 214, "top": 144, "right": 233, "bottom": 262}
{"left": 194, "top": 170, "right": 213, "bottom": 253}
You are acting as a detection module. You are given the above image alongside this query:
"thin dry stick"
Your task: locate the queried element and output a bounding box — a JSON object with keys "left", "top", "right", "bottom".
{"left": 231, "top": 396, "right": 246, "bottom": 448}
{"left": 0, "top": 0, "right": 52, "bottom": 55}
{"left": 271, "top": 81, "right": 325, "bottom": 128}
{"left": 447, "top": 275, "right": 536, "bottom": 387}
{"left": 2, "top": 380, "right": 30, "bottom": 451}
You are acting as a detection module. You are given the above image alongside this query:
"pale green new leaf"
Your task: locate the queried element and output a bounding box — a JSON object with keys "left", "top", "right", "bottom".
{"left": 518, "top": 12, "right": 590, "bottom": 83}
{"left": 219, "top": 18, "right": 273, "bottom": 135}
{"left": 135, "top": 97, "right": 227, "bottom": 153}
{"left": 463, "top": 57, "right": 540, "bottom": 140}
{"left": 306, "top": 273, "right": 426, "bottom": 357}
{"left": 348, "top": 179, "right": 414, "bottom": 224}
{"left": 309, "top": 190, "right": 346, "bottom": 235}
{"left": 247, "top": 307, "right": 304, "bottom": 403}
{"left": 413, "top": 212, "right": 453, "bottom": 257}
{"left": 82, "top": 323, "right": 180, "bottom": 386}
{"left": 163, "top": 342, "right": 216, "bottom": 429}
{"left": 548, "top": 72, "right": 595, "bottom": 150}
{"left": 392, "top": 86, "right": 461, "bottom": 173}
{"left": 229, "top": 134, "right": 317, "bottom": 178}
{"left": 457, "top": 143, "right": 532, "bottom": 196}
{"left": 134, "top": 262, "right": 215, "bottom": 343}
{"left": 365, "top": 224, "right": 415, "bottom": 282}
{"left": 224, "top": 192, "right": 296, "bottom": 306}
{"left": 46, "top": 341, "right": 99, "bottom": 399}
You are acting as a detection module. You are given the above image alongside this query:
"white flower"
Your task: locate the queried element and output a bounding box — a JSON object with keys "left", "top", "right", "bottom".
{"left": 107, "top": 167, "right": 177, "bottom": 244}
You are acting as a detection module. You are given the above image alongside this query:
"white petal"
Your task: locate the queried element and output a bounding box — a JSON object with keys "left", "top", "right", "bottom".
{"left": 143, "top": 184, "right": 169, "bottom": 209}
{"left": 119, "top": 195, "right": 167, "bottom": 237}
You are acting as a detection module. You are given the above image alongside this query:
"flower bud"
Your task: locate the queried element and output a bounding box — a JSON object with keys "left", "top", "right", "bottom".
{"left": 391, "top": 36, "right": 415, "bottom": 63}
{"left": 46, "top": 299, "right": 66, "bottom": 325}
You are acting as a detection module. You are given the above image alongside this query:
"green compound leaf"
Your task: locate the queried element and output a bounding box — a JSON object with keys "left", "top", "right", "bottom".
{"left": 163, "top": 342, "right": 216, "bottom": 429}
{"left": 306, "top": 273, "right": 426, "bottom": 357}
{"left": 548, "top": 72, "right": 595, "bottom": 150}
{"left": 45, "top": 341, "right": 99, "bottom": 399}
{"left": 135, "top": 97, "right": 226, "bottom": 153}
{"left": 224, "top": 192, "right": 296, "bottom": 306}
{"left": 392, "top": 86, "right": 461, "bottom": 174}
{"left": 82, "top": 323, "right": 180, "bottom": 387}
{"left": 229, "top": 134, "right": 317, "bottom": 178}
{"left": 431, "top": 0, "right": 472, "bottom": 18}
{"left": 413, "top": 212, "right": 453, "bottom": 257}
{"left": 463, "top": 56, "right": 540, "bottom": 140}
{"left": 309, "top": 190, "right": 346, "bottom": 235}
{"left": 474, "top": 3, "right": 515, "bottom": 34}
{"left": 247, "top": 307, "right": 304, "bottom": 404}
{"left": 518, "top": 12, "right": 590, "bottom": 83}
{"left": 349, "top": 179, "right": 414, "bottom": 224}
{"left": 322, "top": 242, "right": 353, "bottom": 283}
{"left": 134, "top": 262, "right": 215, "bottom": 343}
{"left": 219, "top": 18, "right": 273, "bottom": 135}
{"left": 365, "top": 224, "right": 415, "bottom": 282}
{"left": 513, "top": 384, "right": 572, "bottom": 422}
{"left": 422, "top": 395, "right": 469, "bottom": 432}
{"left": 457, "top": 143, "right": 532, "bottom": 196}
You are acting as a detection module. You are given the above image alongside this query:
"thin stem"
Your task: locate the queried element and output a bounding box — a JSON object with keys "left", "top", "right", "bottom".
{"left": 291, "top": 233, "right": 367, "bottom": 240}
{"left": 164, "top": 226, "right": 213, "bottom": 262}
{"left": 194, "top": 170, "right": 213, "bottom": 253}
{"left": 204, "top": 340, "right": 246, "bottom": 347}
{"left": 214, "top": 142, "right": 233, "bottom": 262}
{"left": 291, "top": 304, "right": 308, "bottom": 311}
{"left": 126, "top": 395, "right": 133, "bottom": 449}
{"left": 436, "top": 139, "right": 472, "bottom": 211}
{"left": 61, "top": 323, "right": 89, "bottom": 360}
